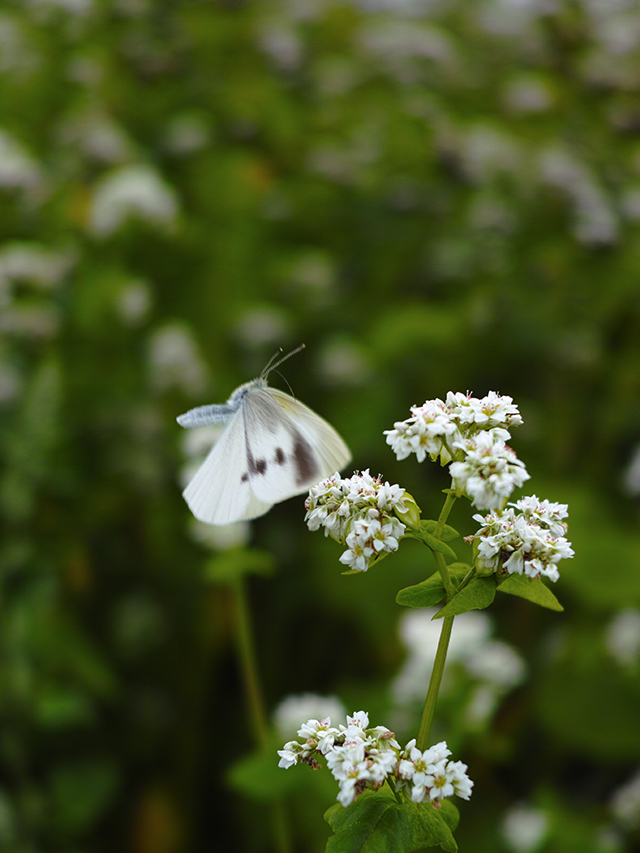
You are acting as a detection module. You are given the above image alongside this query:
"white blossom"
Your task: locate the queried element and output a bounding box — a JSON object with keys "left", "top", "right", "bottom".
{"left": 450, "top": 433, "right": 530, "bottom": 511}
{"left": 274, "top": 694, "right": 346, "bottom": 740}
{"left": 305, "top": 470, "right": 408, "bottom": 572}
{"left": 385, "top": 391, "right": 522, "bottom": 468}
{"left": 472, "top": 496, "right": 574, "bottom": 582}
{"left": 278, "top": 710, "right": 473, "bottom": 809}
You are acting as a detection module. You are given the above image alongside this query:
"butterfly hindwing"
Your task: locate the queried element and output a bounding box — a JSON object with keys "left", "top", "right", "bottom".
{"left": 182, "top": 406, "right": 273, "bottom": 525}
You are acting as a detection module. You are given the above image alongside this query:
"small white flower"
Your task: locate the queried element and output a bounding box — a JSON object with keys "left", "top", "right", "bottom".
{"left": 278, "top": 712, "right": 473, "bottom": 810}
{"left": 385, "top": 391, "right": 523, "bottom": 467}
{"left": 274, "top": 694, "right": 346, "bottom": 740}
{"left": 306, "top": 470, "right": 407, "bottom": 571}
{"left": 450, "top": 433, "right": 530, "bottom": 511}
{"left": 472, "top": 496, "right": 574, "bottom": 582}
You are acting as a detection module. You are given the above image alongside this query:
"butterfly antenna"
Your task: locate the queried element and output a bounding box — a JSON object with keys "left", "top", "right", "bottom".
{"left": 261, "top": 343, "right": 305, "bottom": 379}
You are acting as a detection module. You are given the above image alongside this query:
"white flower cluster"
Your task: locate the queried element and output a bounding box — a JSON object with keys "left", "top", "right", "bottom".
{"left": 472, "top": 495, "right": 574, "bottom": 583}
{"left": 385, "top": 391, "right": 527, "bottom": 510}
{"left": 304, "top": 470, "right": 408, "bottom": 572}
{"left": 384, "top": 391, "right": 522, "bottom": 466}
{"left": 449, "top": 432, "right": 530, "bottom": 511}
{"left": 278, "top": 710, "right": 473, "bottom": 809}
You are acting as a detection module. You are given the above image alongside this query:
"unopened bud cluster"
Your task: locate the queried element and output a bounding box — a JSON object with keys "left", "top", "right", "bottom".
{"left": 304, "top": 470, "right": 410, "bottom": 572}
{"left": 278, "top": 711, "right": 473, "bottom": 809}
{"left": 472, "top": 495, "right": 574, "bottom": 583}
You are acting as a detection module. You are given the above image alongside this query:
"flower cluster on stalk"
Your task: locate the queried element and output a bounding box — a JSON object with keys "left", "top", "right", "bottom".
{"left": 304, "top": 469, "right": 410, "bottom": 572}
{"left": 471, "top": 495, "right": 574, "bottom": 583}
{"left": 384, "top": 391, "right": 527, "bottom": 510}
{"left": 278, "top": 711, "right": 473, "bottom": 808}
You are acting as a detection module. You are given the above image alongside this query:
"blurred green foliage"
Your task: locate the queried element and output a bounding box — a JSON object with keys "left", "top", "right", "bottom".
{"left": 1, "top": 0, "right": 640, "bottom": 850}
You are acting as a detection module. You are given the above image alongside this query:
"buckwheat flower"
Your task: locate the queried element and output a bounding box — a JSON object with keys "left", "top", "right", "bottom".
{"left": 274, "top": 694, "right": 346, "bottom": 740}
{"left": 450, "top": 433, "right": 530, "bottom": 510}
{"left": 472, "top": 497, "right": 574, "bottom": 582}
{"left": 384, "top": 399, "right": 460, "bottom": 465}
{"left": 278, "top": 712, "right": 472, "bottom": 809}
{"left": 298, "top": 716, "right": 341, "bottom": 755}
{"left": 397, "top": 740, "right": 472, "bottom": 805}
{"left": 446, "top": 390, "right": 522, "bottom": 432}
{"left": 305, "top": 470, "right": 408, "bottom": 571}
{"left": 385, "top": 391, "right": 523, "bottom": 467}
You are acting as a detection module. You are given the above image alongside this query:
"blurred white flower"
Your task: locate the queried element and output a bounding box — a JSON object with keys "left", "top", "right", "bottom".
{"left": 605, "top": 609, "right": 640, "bottom": 667}
{"left": 258, "top": 21, "right": 303, "bottom": 70}
{"left": 188, "top": 518, "right": 250, "bottom": 552}
{"left": 147, "top": 323, "right": 208, "bottom": 396}
{"left": 538, "top": 146, "right": 617, "bottom": 246}
{"left": 464, "top": 640, "right": 526, "bottom": 688}
{"left": 503, "top": 75, "right": 553, "bottom": 114}
{"left": 274, "top": 693, "right": 346, "bottom": 739}
{"left": 0, "top": 243, "right": 76, "bottom": 294}
{"left": 0, "top": 130, "right": 43, "bottom": 198}
{"left": 318, "top": 339, "right": 372, "bottom": 387}
{"left": 501, "top": 803, "right": 549, "bottom": 852}
{"left": 88, "top": 164, "right": 179, "bottom": 237}
{"left": 232, "top": 305, "right": 291, "bottom": 349}
{"left": 57, "top": 108, "right": 134, "bottom": 163}
{"left": 0, "top": 14, "right": 39, "bottom": 76}
{"left": 393, "top": 609, "right": 493, "bottom": 702}
{"left": 622, "top": 445, "right": 640, "bottom": 496}
{"left": 611, "top": 769, "right": 640, "bottom": 829}
{"left": 26, "top": 0, "right": 93, "bottom": 15}
{"left": 162, "top": 112, "right": 212, "bottom": 155}
{"left": 114, "top": 279, "right": 153, "bottom": 327}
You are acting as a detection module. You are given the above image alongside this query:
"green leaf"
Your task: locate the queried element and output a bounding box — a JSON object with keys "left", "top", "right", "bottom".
{"left": 325, "top": 790, "right": 458, "bottom": 852}
{"left": 497, "top": 574, "right": 564, "bottom": 611}
{"left": 415, "top": 529, "right": 458, "bottom": 561}
{"left": 204, "top": 548, "right": 275, "bottom": 583}
{"left": 419, "top": 520, "right": 459, "bottom": 542}
{"left": 434, "top": 577, "right": 496, "bottom": 619}
{"left": 396, "top": 565, "right": 471, "bottom": 608}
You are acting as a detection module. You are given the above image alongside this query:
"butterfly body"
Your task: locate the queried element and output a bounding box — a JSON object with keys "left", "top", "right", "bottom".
{"left": 178, "top": 376, "right": 351, "bottom": 525}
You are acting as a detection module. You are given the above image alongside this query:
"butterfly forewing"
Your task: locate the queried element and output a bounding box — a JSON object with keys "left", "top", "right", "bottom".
{"left": 243, "top": 387, "right": 351, "bottom": 503}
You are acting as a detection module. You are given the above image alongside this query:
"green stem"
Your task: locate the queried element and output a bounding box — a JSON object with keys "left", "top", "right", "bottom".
{"left": 231, "top": 578, "right": 291, "bottom": 853}
{"left": 416, "top": 613, "right": 454, "bottom": 751}
{"left": 416, "top": 492, "right": 458, "bottom": 751}
{"left": 232, "top": 577, "right": 269, "bottom": 749}
{"left": 434, "top": 492, "right": 457, "bottom": 599}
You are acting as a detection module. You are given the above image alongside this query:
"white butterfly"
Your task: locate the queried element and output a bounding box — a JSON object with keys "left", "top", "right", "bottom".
{"left": 177, "top": 349, "right": 352, "bottom": 525}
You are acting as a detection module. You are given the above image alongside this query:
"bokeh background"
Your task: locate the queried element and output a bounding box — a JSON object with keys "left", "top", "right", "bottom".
{"left": 2, "top": 0, "right": 640, "bottom": 850}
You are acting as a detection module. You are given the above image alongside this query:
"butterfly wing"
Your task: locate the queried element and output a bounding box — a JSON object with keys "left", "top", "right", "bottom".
{"left": 241, "top": 386, "right": 352, "bottom": 504}
{"left": 182, "top": 406, "right": 274, "bottom": 525}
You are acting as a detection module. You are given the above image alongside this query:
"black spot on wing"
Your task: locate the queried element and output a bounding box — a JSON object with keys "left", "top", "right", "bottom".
{"left": 275, "top": 447, "right": 286, "bottom": 465}
{"left": 293, "top": 431, "right": 319, "bottom": 486}
{"left": 256, "top": 458, "right": 267, "bottom": 475}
